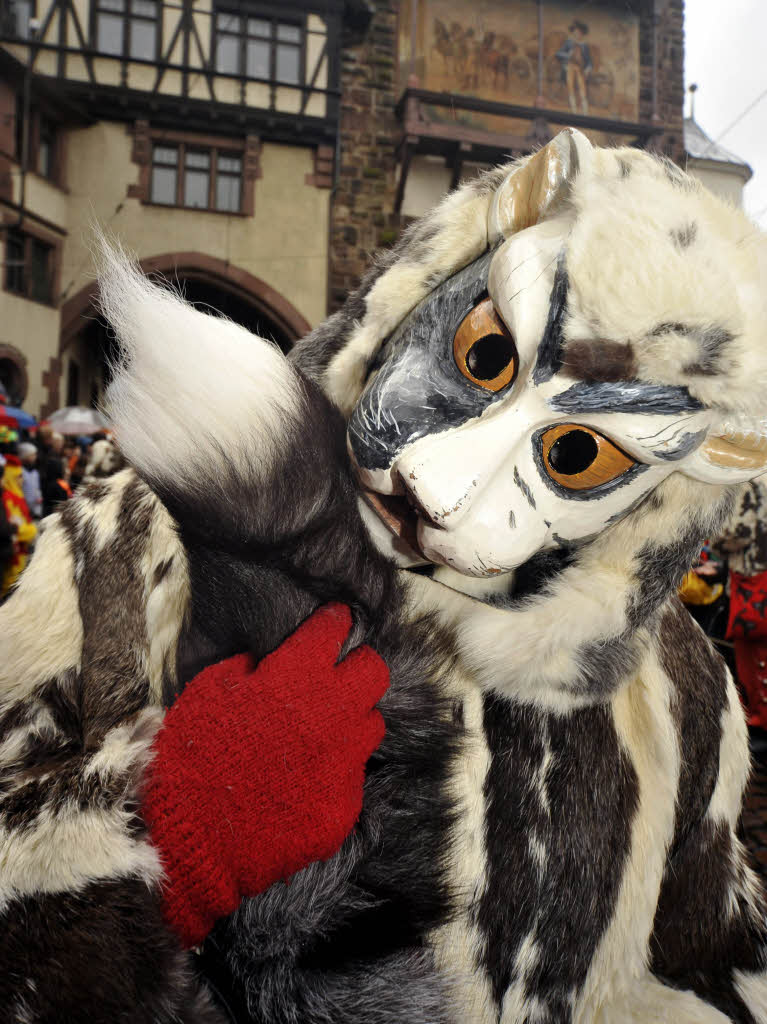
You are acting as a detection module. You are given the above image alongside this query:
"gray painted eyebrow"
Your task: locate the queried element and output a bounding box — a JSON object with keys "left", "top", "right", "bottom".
{"left": 548, "top": 380, "right": 704, "bottom": 415}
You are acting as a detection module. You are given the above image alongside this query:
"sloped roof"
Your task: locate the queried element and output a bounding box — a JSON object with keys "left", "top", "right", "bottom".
{"left": 684, "top": 117, "right": 753, "bottom": 180}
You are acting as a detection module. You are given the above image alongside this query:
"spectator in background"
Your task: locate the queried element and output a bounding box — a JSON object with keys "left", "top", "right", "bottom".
{"left": 1, "top": 454, "right": 36, "bottom": 596}
{"left": 0, "top": 455, "right": 15, "bottom": 597}
{"left": 42, "top": 456, "right": 72, "bottom": 514}
{"left": 41, "top": 434, "right": 68, "bottom": 516}
{"left": 35, "top": 425, "right": 55, "bottom": 494}
{"left": 715, "top": 477, "right": 767, "bottom": 732}
{"left": 18, "top": 442, "right": 43, "bottom": 520}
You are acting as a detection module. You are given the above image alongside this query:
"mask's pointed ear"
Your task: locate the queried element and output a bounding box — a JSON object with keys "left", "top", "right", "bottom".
{"left": 488, "top": 128, "right": 594, "bottom": 244}
{"left": 684, "top": 418, "right": 767, "bottom": 484}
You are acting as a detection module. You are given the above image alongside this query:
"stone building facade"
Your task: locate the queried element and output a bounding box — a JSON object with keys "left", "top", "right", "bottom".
{"left": 330, "top": 0, "right": 686, "bottom": 309}
{"left": 0, "top": 0, "right": 685, "bottom": 416}
{"left": 0, "top": 0, "right": 364, "bottom": 416}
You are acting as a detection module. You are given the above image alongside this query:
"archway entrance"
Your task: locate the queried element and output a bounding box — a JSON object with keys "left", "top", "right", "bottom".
{"left": 51, "top": 253, "right": 312, "bottom": 418}
{"left": 0, "top": 346, "right": 28, "bottom": 406}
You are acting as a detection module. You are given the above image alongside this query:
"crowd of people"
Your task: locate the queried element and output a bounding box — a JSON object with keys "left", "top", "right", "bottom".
{"left": 678, "top": 477, "right": 767, "bottom": 748}
{"left": 0, "top": 423, "right": 123, "bottom": 597}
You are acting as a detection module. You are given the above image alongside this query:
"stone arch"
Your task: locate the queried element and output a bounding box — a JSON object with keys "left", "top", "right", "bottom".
{"left": 59, "top": 252, "right": 312, "bottom": 350}
{"left": 0, "top": 343, "right": 29, "bottom": 406}
{"left": 48, "top": 252, "right": 313, "bottom": 417}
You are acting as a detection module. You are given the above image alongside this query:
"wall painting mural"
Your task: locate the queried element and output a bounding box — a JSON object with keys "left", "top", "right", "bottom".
{"left": 399, "top": 0, "right": 640, "bottom": 141}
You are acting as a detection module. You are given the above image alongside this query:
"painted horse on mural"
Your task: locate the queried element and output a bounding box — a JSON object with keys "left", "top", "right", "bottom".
{"left": 2, "top": 129, "right": 767, "bottom": 1023}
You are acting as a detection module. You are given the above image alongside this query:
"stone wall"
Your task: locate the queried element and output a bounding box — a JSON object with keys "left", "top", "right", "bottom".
{"left": 641, "top": 0, "right": 685, "bottom": 162}
{"left": 329, "top": 0, "right": 400, "bottom": 310}
{"left": 329, "top": 0, "right": 686, "bottom": 308}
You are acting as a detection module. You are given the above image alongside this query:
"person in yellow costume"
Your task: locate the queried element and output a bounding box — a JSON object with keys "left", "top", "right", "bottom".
{"left": 1, "top": 453, "right": 37, "bottom": 596}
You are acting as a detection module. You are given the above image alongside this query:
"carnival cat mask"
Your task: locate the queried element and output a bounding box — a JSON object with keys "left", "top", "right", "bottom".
{"left": 343, "top": 131, "right": 767, "bottom": 578}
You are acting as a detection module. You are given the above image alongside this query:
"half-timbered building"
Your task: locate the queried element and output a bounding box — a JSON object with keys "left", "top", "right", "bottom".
{"left": 0, "top": 0, "right": 686, "bottom": 419}
{"left": 0, "top": 0, "right": 369, "bottom": 415}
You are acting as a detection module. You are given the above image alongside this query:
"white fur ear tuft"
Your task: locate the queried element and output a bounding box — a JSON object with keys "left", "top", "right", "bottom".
{"left": 488, "top": 128, "right": 593, "bottom": 244}
{"left": 683, "top": 416, "right": 767, "bottom": 484}
{"left": 97, "top": 235, "right": 302, "bottom": 488}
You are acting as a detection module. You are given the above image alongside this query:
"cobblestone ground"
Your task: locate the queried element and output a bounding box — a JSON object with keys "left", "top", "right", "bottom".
{"left": 743, "top": 746, "right": 767, "bottom": 882}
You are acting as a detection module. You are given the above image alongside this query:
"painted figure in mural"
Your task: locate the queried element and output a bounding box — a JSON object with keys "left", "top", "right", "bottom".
{"left": 556, "top": 20, "right": 593, "bottom": 114}
{"left": 432, "top": 17, "right": 473, "bottom": 79}
{"left": 3, "top": 130, "right": 767, "bottom": 1023}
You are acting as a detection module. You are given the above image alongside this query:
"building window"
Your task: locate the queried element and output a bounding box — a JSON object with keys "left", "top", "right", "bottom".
{"left": 3, "top": 0, "right": 35, "bottom": 38}
{"left": 150, "top": 144, "right": 178, "bottom": 205}
{"left": 3, "top": 230, "right": 53, "bottom": 304}
{"left": 94, "top": 0, "right": 159, "bottom": 60}
{"left": 150, "top": 143, "right": 242, "bottom": 213}
{"left": 37, "top": 115, "right": 56, "bottom": 179}
{"left": 14, "top": 93, "right": 23, "bottom": 163}
{"left": 5, "top": 231, "right": 24, "bottom": 295}
{"left": 184, "top": 150, "right": 210, "bottom": 208}
{"left": 14, "top": 103, "right": 60, "bottom": 184}
{"left": 216, "top": 153, "right": 242, "bottom": 212}
{"left": 214, "top": 12, "right": 303, "bottom": 85}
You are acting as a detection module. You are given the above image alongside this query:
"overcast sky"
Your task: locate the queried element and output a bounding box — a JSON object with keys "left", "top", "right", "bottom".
{"left": 685, "top": 1, "right": 767, "bottom": 227}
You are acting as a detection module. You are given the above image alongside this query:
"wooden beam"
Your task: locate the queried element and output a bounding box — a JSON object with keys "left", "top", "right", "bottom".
{"left": 396, "top": 87, "right": 664, "bottom": 140}
{"left": 394, "top": 138, "right": 415, "bottom": 214}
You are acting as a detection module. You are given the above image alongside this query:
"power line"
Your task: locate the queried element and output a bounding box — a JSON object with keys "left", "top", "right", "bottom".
{"left": 700, "top": 84, "right": 767, "bottom": 156}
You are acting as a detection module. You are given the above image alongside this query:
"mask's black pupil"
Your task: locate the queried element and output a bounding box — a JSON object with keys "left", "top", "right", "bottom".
{"left": 466, "top": 334, "right": 515, "bottom": 381}
{"left": 549, "top": 430, "right": 599, "bottom": 475}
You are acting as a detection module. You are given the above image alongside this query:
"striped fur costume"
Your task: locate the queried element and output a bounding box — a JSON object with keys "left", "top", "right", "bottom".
{"left": 2, "top": 130, "right": 767, "bottom": 1023}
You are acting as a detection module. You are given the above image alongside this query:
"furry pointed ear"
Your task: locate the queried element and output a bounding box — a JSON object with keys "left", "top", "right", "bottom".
{"left": 488, "top": 128, "right": 593, "bottom": 244}
{"left": 97, "top": 237, "right": 302, "bottom": 491}
{"left": 683, "top": 417, "right": 767, "bottom": 484}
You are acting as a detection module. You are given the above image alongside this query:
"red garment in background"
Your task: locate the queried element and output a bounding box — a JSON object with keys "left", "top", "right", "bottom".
{"left": 733, "top": 642, "right": 767, "bottom": 729}
{"left": 727, "top": 568, "right": 767, "bottom": 728}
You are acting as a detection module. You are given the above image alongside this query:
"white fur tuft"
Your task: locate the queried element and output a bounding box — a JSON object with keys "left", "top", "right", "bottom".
{"left": 97, "top": 236, "right": 302, "bottom": 486}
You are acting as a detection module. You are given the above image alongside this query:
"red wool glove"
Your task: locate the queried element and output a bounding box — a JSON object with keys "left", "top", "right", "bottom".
{"left": 141, "top": 603, "right": 389, "bottom": 949}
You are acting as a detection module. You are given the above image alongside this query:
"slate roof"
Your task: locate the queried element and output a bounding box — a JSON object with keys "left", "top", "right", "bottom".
{"left": 684, "top": 116, "right": 753, "bottom": 180}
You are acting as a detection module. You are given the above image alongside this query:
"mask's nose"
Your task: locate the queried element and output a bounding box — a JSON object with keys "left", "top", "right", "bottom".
{"left": 393, "top": 425, "right": 508, "bottom": 530}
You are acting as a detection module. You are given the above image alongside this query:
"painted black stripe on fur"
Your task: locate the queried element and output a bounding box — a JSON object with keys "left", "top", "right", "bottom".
{"left": 650, "top": 819, "right": 765, "bottom": 1024}
{"left": 0, "top": 879, "right": 224, "bottom": 1023}
{"left": 627, "top": 495, "right": 734, "bottom": 631}
{"left": 650, "top": 600, "right": 767, "bottom": 1022}
{"left": 658, "top": 599, "right": 728, "bottom": 847}
{"left": 0, "top": 674, "right": 151, "bottom": 835}
{"left": 62, "top": 475, "right": 157, "bottom": 743}
{"left": 477, "top": 697, "right": 638, "bottom": 1014}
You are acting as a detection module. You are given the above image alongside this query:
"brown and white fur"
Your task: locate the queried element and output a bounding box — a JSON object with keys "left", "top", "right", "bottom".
{"left": 2, "top": 133, "right": 767, "bottom": 1023}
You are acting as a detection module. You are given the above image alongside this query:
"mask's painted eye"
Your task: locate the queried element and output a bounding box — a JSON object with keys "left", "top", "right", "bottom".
{"left": 453, "top": 297, "right": 517, "bottom": 392}
{"left": 541, "top": 424, "right": 635, "bottom": 491}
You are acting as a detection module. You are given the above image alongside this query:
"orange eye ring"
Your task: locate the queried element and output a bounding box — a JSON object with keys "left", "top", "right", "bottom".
{"left": 453, "top": 297, "right": 517, "bottom": 393}
{"left": 540, "top": 423, "right": 636, "bottom": 491}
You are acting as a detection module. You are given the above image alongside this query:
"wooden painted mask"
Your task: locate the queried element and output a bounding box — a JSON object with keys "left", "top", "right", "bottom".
{"left": 344, "top": 131, "right": 767, "bottom": 577}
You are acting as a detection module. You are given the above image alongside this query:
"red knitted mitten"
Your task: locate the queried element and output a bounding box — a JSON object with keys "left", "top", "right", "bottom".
{"left": 141, "top": 603, "right": 388, "bottom": 948}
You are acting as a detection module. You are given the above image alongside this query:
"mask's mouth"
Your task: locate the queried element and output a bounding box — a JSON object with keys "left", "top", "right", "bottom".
{"left": 357, "top": 478, "right": 574, "bottom": 601}
{"left": 359, "top": 486, "right": 424, "bottom": 562}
